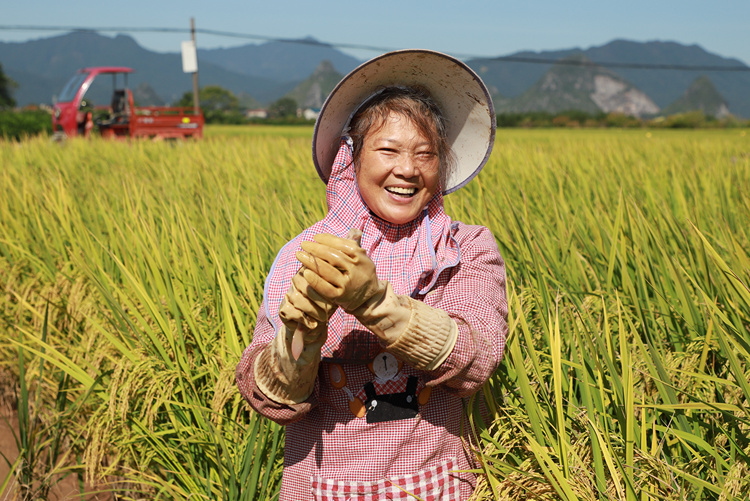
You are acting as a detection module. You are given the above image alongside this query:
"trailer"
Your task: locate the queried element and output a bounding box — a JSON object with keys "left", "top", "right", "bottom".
{"left": 52, "top": 67, "right": 204, "bottom": 140}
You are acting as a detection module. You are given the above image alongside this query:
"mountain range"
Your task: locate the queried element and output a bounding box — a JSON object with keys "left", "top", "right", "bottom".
{"left": 1, "top": 32, "right": 748, "bottom": 117}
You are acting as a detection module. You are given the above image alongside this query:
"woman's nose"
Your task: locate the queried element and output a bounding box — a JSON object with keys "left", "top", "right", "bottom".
{"left": 393, "top": 154, "right": 416, "bottom": 177}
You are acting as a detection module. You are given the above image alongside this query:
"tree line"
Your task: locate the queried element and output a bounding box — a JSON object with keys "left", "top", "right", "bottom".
{"left": 174, "top": 86, "right": 305, "bottom": 124}
{"left": 176, "top": 86, "right": 750, "bottom": 129}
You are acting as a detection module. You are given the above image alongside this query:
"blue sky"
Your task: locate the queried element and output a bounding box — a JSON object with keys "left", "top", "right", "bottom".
{"left": 1, "top": 0, "right": 748, "bottom": 65}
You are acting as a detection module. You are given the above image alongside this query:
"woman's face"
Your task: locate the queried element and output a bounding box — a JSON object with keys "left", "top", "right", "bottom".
{"left": 356, "top": 112, "right": 440, "bottom": 225}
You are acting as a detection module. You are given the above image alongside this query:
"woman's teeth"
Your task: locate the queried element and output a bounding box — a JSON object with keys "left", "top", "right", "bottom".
{"left": 386, "top": 186, "right": 417, "bottom": 197}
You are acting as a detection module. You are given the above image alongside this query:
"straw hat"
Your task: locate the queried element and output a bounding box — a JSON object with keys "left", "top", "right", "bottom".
{"left": 312, "top": 49, "right": 496, "bottom": 194}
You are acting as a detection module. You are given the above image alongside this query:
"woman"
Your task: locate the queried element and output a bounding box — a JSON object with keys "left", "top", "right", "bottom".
{"left": 236, "top": 49, "right": 508, "bottom": 500}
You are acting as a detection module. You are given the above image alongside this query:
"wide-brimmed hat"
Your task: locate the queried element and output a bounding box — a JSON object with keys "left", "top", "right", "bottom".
{"left": 312, "top": 49, "right": 496, "bottom": 194}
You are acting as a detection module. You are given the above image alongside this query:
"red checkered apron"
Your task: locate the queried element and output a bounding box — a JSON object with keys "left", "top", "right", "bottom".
{"left": 311, "top": 458, "right": 461, "bottom": 501}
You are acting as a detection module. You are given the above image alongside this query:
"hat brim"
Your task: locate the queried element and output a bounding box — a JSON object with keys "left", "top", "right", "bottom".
{"left": 312, "top": 49, "right": 496, "bottom": 194}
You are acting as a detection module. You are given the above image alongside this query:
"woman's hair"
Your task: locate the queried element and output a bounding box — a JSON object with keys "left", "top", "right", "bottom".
{"left": 345, "top": 86, "right": 455, "bottom": 188}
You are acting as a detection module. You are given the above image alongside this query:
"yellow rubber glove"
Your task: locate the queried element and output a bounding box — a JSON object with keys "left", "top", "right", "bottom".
{"left": 280, "top": 268, "right": 336, "bottom": 328}
{"left": 296, "top": 232, "right": 458, "bottom": 371}
{"left": 296, "top": 233, "right": 386, "bottom": 313}
{"left": 279, "top": 268, "right": 337, "bottom": 359}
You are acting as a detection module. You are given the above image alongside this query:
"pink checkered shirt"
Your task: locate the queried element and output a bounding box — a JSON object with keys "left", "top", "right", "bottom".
{"left": 236, "top": 139, "right": 508, "bottom": 500}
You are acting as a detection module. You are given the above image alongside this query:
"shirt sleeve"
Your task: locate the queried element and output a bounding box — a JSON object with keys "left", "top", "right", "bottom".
{"left": 235, "top": 304, "right": 319, "bottom": 425}
{"left": 421, "top": 225, "right": 508, "bottom": 397}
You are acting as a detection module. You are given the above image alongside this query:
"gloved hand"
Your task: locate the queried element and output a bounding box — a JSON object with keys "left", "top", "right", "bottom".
{"left": 279, "top": 267, "right": 336, "bottom": 331}
{"left": 253, "top": 268, "right": 336, "bottom": 405}
{"left": 296, "top": 232, "right": 386, "bottom": 313}
{"left": 296, "top": 232, "right": 459, "bottom": 371}
{"left": 279, "top": 267, "right": 337, "bottom": 360}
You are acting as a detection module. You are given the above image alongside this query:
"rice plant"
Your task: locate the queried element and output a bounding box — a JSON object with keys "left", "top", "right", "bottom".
{"left": 0, "top": 127, "right": 748, "bottom": 499}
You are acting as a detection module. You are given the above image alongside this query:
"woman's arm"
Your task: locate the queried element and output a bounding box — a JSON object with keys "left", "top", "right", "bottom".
{"left": 347, "top": 224, "right": 507, "bottom": 396}
{"left": 420, "top": 225, "right": 508, "bottom": 397}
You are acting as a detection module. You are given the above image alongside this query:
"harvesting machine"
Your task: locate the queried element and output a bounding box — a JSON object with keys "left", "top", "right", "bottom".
{"left": 52, "top": 67, "right": 204, "bottom": 140}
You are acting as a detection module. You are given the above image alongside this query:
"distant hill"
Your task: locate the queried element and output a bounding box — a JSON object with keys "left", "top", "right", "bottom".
{"left": 662, "top": 76, "right": 730, "bottom": 118}
{"left": 198, "top": 37, "right": 359, "bottom": 82}
{"left": 132, "top": 82, "right": 165, "bottom": 106}
{"left": 498, "top": 55, "right": 659, "bottom": 117}
{"left": 467, "top": 39, "right": 750, "bottom": 118}
{"left": 283, "top": 60, "right": 343, "bottom": 109}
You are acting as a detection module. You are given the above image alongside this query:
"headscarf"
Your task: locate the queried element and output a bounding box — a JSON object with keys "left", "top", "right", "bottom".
{"left": 263, "top": 138, "right": 461, "bottom": 362}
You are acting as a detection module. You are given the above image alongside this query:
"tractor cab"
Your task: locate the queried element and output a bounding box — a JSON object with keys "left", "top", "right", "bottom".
{"left": 95, "top": 87, "right": 136, "bottom": 137}
{"left": 52, "top": 67, "right": 135, "bottom": 138}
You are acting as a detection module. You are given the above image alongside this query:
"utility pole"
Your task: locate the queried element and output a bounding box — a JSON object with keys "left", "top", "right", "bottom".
{"left": 191, "top": 17, "right": 199, "bottom": 114}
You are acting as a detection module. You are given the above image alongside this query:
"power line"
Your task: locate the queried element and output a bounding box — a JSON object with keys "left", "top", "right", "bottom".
{"left": 1, "top": 24, "right": 749, "bottom": 72}
{"left": 0, "top": 24, "right": 403, "bottom": 54}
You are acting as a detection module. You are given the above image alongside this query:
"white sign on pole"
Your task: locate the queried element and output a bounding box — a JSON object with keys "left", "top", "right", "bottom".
{"left": 181, "top": 41, "right": 198, "bottom": 73}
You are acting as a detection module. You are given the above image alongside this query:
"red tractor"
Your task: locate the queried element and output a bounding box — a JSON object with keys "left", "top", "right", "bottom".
{"left": 52, "top": 67, "right": 204, "bottom": 140}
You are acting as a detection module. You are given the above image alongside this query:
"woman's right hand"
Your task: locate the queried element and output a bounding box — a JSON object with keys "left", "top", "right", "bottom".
{"left": 279, "top": 268, "right": 337, "bottom": 357}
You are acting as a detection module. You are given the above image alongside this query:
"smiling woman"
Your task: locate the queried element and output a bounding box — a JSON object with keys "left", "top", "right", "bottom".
{"left": 354, "top": 102, "right": 442, "bottom": 225}
{"left": 235, "top": 49, "right": 505, "bottom": 501}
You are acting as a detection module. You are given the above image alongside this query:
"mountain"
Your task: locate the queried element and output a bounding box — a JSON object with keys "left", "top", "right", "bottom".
{"left": 467, "top": 40, "right": 750, "bottom": 118}
{"left": 0, "top": 32, "right": 294, "bottom": 105}
{"left": 498, "top": 55, "right": 659, "bottom": 117}
{"left": 197, "top": 37, "right": 360, "bottom": 82}
{"left": 283, "top": 60, "right": 343, "bottom": 109}
{"left": 132, "top": 82, "right": 165, "bottom": 106}
{"left": 662, "top": 76, "right": 730, "bottom": 118}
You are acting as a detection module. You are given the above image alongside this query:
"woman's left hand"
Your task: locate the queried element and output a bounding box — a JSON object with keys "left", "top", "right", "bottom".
{"left": 296, "top": 233, "right": 385, "bottom": 313}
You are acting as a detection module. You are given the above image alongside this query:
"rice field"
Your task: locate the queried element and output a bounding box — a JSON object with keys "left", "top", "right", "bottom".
{"left": 0, "top": 126, "right": 748, "bottom": 500}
